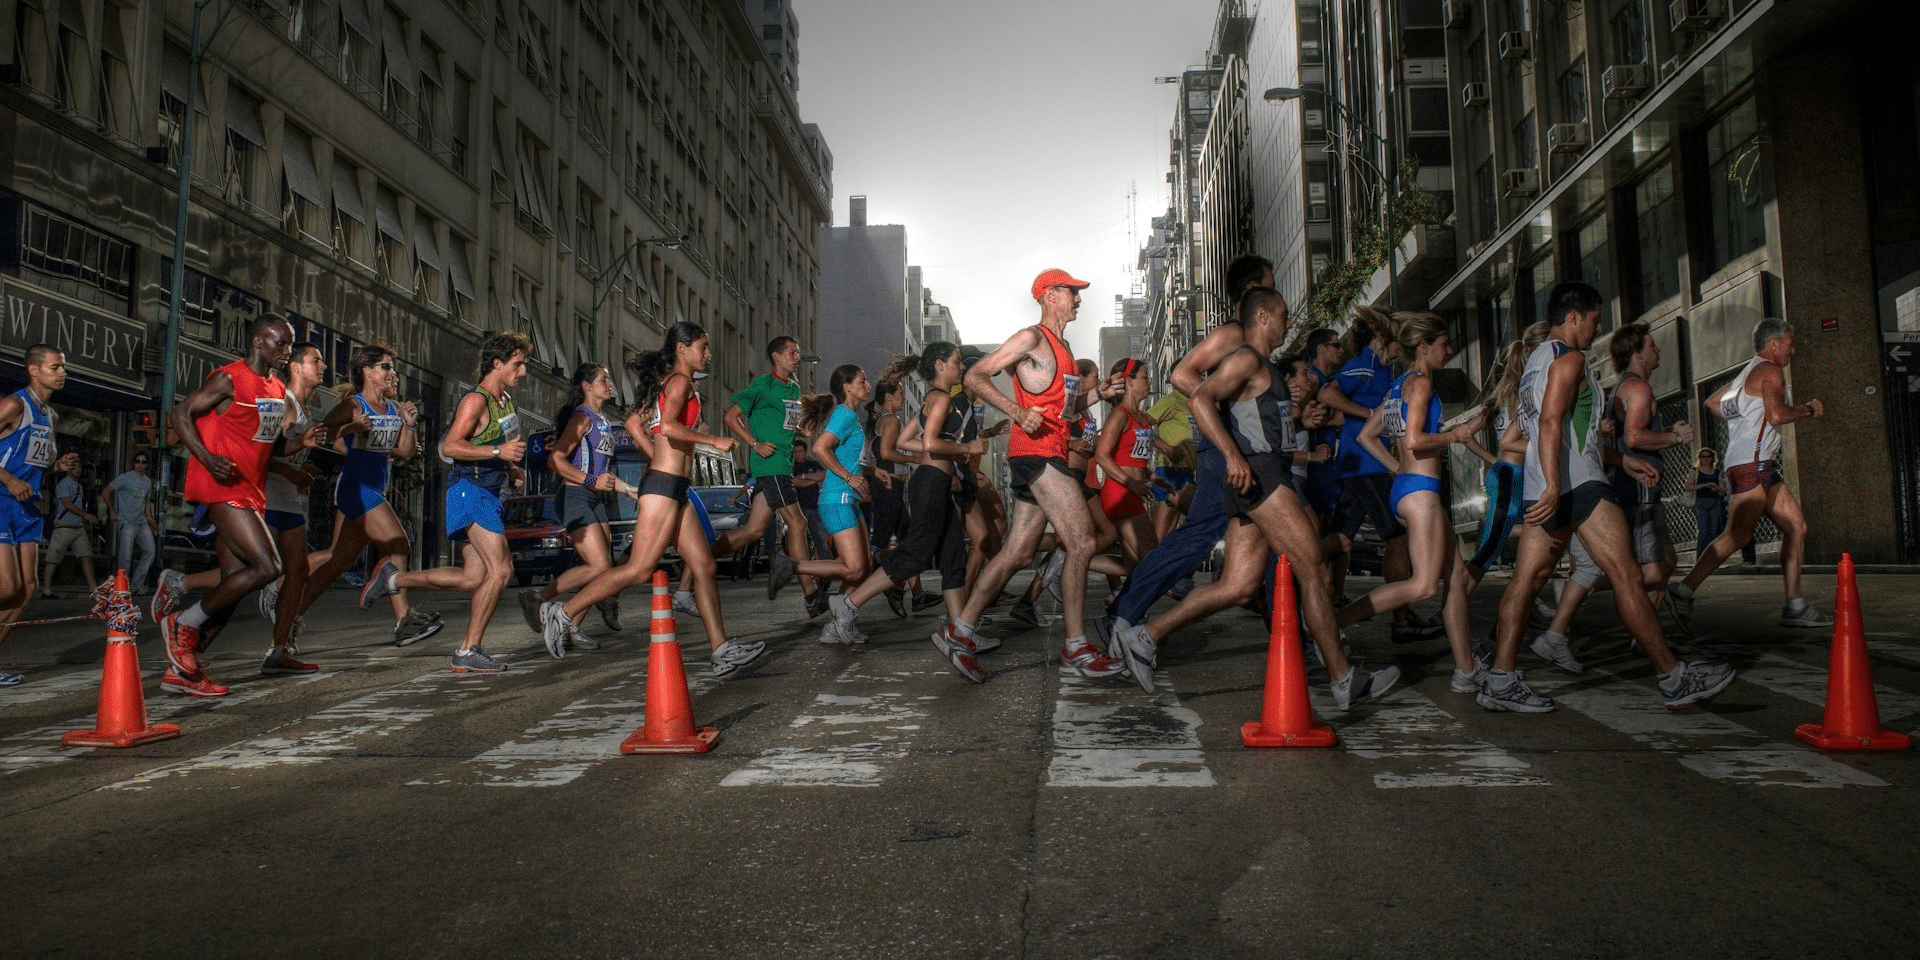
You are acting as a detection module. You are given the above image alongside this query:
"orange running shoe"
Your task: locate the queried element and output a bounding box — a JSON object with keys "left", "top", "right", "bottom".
{"left": 161, "top": 667, "right": 229, "bottom": 698}
{"left": 162, "top": 613, "right": 202, "bottom": 677}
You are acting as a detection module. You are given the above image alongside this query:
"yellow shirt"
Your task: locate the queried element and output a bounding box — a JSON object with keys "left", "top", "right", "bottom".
{"left": 1146, "top": 392, "right": 1194, "bottom": 470}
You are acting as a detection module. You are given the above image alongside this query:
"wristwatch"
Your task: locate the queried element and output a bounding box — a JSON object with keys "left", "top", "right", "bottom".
{"left": 490, "top": 445, "right": 500, "bottom": 458}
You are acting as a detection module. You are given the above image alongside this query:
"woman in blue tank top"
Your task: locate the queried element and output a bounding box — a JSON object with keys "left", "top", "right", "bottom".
{"left": 1343, "top": 314, "right": 1490, "bottom": 691}
{"left": 518, "top": 363, "right": 633, "bottom": 650}
{"left": 293, "top": 343, "right": 440, "bottom": 647}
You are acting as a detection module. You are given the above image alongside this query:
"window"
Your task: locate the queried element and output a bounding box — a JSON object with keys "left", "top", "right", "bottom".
{"left": 1577, "top": 216, "right": 1611, "bottom": 300}
{"left": 447, "top": 234, "right": 477, "bottom": 324}
{"left": 56, "top": 23, "right": 86, "bottom": 115}
{"left": 380, "top": 7, "right": 415, "bottom": 131}
{"left": 374, "top": 185, "right": 407, "bottom": 289}
{"left": 97, "top": 12, "right": 136, "bottom": 141}
{"left": 1513, "top": 111, "right": 1538, "bottom": 169}
{"left": 224, "top": 89, "right": 268, "bottom": 216}
{"left": 281, "top": 126, "right": 329, "bottom": 245}
{"left": 513, "top": 128, "right": 553, "bottom": 234}
{"left": 1704, "top": 97, "right": 1765, "bottom": 274}
{"left": 15, "top": 202, "right": 135, "bottom": 313}
{"left": 1408, "top": 86, "right": 1450, "bottom": 134}
{"left": 337, "top": 0, "right": 375, "bottom": 96}
{"left": 1632, "top": 163, "right": 1680, "bottom": 311}
{"left": 413, "top": 216, "right": 445, "bottom": 309}
{"left": 158, "top": 261, "right": 222, "bottom": 344}
{"left": 1525, "top": 251, "right": 1557, "bottom": 324}
{"left": 332, "top": 161, "right": 370, "bottom": 268}
{"left": 1475, "top": 160, "right": 1498, "bottom": 239}
{"left": 416, "top": 37, "right": 445, "bottom": 154}
{"left": 1609, "top": 0, "right": 1648, "bottom": 66}
{"left": 157, "top": 42, "right": 198, "bottom": 172}
{"left": 762, "top": 24, "right": 781, "bottom": 40}
{"left": 1560, "top": 56, "right": 1588, "bottom": 124}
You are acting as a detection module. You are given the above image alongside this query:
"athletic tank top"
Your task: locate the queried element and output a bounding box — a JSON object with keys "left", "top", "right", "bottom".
{"left": 1305, "top": 363, "right": 1341, "bottom": 458}
{"left": 876, "top": 411, "right": 912, "bottom": 476}
{"left": 569, "top": 404, "right": 614, "bottom": 480}
{"left": 263, "top": 391, "right": 315, "bottom": 514}
{"left": 449, "top": 387, "right": 519, "bottom": 494}
{"left": 0, "top": 388, "right": 55, "bottom": 495}
{"left": 1607, "top": 371, "right": 1664, "bottom": 505}
{"left": 1220, "top": 347, "right": 1295, "bottom": 457}
{"left": 1005, "top": 325, "right": 1076, "bottom": 460}
{"left": 1720, "top": 356, "right": 1783, "bottom": 468}
{"left": 1114, "top": 406, "right": 1153, "bottom": 469}
{"left": 185, "top": 359, "right": 288, "bottom": 508}
{"left": 923, "top": 385, "right": 968, "bottom": 444}
{"left": 648, "top": 376, "right": 701, "bottom": 434}
{"left": 1380, "top": 370, "right": 1442, "bottom": 444}
{"left": 1518, "top": 339, "right": 1607, "bottom": 501}
{"left": 341, "top": 394, "right": 402, "bottom": 494}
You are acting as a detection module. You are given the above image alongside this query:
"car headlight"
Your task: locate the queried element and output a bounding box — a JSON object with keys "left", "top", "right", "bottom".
{"left": 537, "top": 537, "right": 565, "bottom": 549}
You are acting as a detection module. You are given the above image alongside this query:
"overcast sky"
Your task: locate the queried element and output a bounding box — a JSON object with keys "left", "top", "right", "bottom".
{"left": 793, "top": 0, "right": 1217, "bottom": 361}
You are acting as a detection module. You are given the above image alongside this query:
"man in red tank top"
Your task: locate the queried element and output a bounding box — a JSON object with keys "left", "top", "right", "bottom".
{"left": 933, "top": 268, "right": 1127, "bottom": 683}
{"left": 160, "top": 315, "right": 297, "bottom": 698}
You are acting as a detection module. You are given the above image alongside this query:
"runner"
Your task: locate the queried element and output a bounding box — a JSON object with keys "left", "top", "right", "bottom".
{"left": 0, "top": 344, "right": 65, "bottom": 682}
{"left": 1143, "top": 380, "right": 1196, "bottom": 545}
{"left": 1321, "top": 306, "right": 1431, "bottom": 642}
{"left": 1298, "top": 327, "right": 1346, "bottom": 553}
{"left": 104, "top": 450, "right": 159, "bottom": 595}
{"left": 1103, "top": 254, "right": 1275, "bottom": 640}
{"left": 817, "top": 345, "right": 982, "bottom": 646}
{"left": 1465, "top": 323, "right": 1551, "bottom": 576}
{"left": 39, "top": 452, "right": 98, "bottom": 598}
{"left": 294, "top": 343, "right": 441, "bottom": 649}
{"left": 358, "top": 332, "right": 530, "bottom": 674}
{"left": 1109, "top": 288, "right": 1398, "bottom": 706}
{"left": 255, "top": 341, "right": 330, "bottom": 675}
{"left": 539, "top": 323, "right": 765, "bottom": 679}
{"left": 1669, "top": 317, "right": 1831, "bottom": 630}
{"left": 516, "top": 362, "right": 632, "bottom": 651}
{"left": 769, "top": 364, "right": 881, "bottom": 601}
{"left": 711, "top": 336, "right": 820, "bottom": 614}
{"left": 1483, "top": 281, "right": 1735, "bottom": 712}
{"left": 159, "top": 317, "right": 294, "bottom": 698}
{"left": 1339, "top": 314, "right": 1487, "bottom": 689}
{"left": 1091, "top": 358, "right": 1159, "bottom": 570}
{"left": 932, "top": 269, "right": 1125, "bottom": 682}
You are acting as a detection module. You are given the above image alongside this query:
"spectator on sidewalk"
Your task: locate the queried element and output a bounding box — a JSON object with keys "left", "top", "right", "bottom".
{"left": 40, "top": 452, "right": 98, "bottom": 598}
{"left": 105, "top": 452, "right": 159, "bottom": 594}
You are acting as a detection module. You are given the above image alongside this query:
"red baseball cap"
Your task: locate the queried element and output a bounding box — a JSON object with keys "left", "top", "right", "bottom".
{"left": 1031, "top": 268, "right": 1090, "bottom": 302}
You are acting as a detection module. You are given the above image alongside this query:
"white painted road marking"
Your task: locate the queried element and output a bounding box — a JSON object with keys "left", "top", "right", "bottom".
{"left": 721, "top": 662, "right": 932, "bottom": 787}
{"left": 1047, "top": 673, "right": 1214, "bottom": 788}
{"left": 1317, "top": 685, "right": 1549, "bottom": 789}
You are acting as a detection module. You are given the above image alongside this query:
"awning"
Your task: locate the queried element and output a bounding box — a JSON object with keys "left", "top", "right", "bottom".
{"left": 161, "top": 44, "right": 204, "bottom": 110}
{"left": 338, "top": 0, "right": 372, "bottom": 39}
{"left": 515, "top": 141, "right": 552, "bottom": 227}
{"left": 412, "top": 218, "right": 442, "bottom": 272}
{"left": 281, "top": 129, "right": 325, "bottom": 206}
{"left": 381, "top": 17, "right": 414, "bottom": 93}
{"left": 332, "top": 164, "right": 366, "bottom": 222}
{"left": 374, "top": 188, "right": 403, "bottom": 241}
{"left": 448, "top": 238, "right": 475, "bottom": 300}
{"left": 227, "top": 91, "right": 266, "bottom": 146}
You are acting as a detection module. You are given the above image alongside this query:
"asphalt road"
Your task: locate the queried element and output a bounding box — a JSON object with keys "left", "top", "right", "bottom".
{"left": 3, "top": 565, "right": 1916, "bottom": 959}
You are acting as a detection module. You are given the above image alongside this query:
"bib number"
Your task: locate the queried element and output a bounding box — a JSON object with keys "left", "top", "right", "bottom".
{"left": 497, "top": 411, "right": 521, "bottom": 440}
{"left": 24, "top": 426, "right": 54, "bottom": 468}
{"left": 1062, "top": 374, "right": 1081, "bottom": 402}
{"left": 1130, "top": 428, "right": 1154, "bottom": 462}
{"left": 781, "top": 398, "right": 803, "bottom": 432}
{"left": 366, "top": 414, "right": 403, "bottom": 453}
{"left": 252, "top": 398, "right": 288, "bottom": 443}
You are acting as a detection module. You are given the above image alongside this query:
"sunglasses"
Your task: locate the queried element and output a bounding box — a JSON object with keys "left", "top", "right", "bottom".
{"left": 133, "top": 458, "right": 149, "bottom": 464}
{"left": 371, "top": 362, "right": 395, "bottom": 371}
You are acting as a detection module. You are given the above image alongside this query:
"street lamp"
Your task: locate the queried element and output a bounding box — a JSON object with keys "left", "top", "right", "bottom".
{"left": 588, "top": 234, "right": 682, "bottom": 358}
{"left": 1263, "top": 86, "right": 1400, "bottom": 309}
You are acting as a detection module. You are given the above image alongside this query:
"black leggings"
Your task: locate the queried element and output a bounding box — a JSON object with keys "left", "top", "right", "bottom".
{"left": 869, "top": 472, "right": 906, "bottom": 554}
{"left": 882, "top": 466, "right": 967, "bottom": 590}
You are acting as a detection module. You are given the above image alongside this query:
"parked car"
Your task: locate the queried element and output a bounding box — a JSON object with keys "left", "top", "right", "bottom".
{"left": 504, "top": 492, "right": 638, "bottom": 586}
{"left": 688, "top": 484, "right": 759, "bottom": 580}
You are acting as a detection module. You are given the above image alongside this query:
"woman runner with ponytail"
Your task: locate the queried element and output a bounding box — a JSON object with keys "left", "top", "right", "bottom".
{"left": 768, "top": 364, "right": 884, "bottom": 604}
{"left": 538, "top": 323, "right": 765, "bottom": 679}
{"left": 518, "top": 362, "right": 631, "bottom": 651}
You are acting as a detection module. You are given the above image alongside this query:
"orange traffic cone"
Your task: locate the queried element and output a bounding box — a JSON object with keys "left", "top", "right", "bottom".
{"left": 63, "top": 571, "right": 180, "bottom": 749}
{"left": 1242, "top": 554, "right": 1337, "bottom": 748}
{"left": 1795, "top": 553, "right": 1912, "bottom": 751}
{"left": 620, "top": 569, "right": 719, "bottom": 754}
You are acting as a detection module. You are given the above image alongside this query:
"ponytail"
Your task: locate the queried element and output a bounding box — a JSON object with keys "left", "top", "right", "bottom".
{"left": 629, "top": 321, "right": 705, "bottom": 420}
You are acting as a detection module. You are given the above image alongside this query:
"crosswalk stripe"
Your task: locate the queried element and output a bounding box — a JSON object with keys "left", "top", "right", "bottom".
{"left": 720, "top": 661, "right": 929, "bottom": 787}
{"left": 105, "top": 669, "right": 512, "bottom": 790}
{"left": 1736, "top": 653, "right": 1920, "bottom": 728}
{"left": 1535, "top": 672, "right": 1887, "bottom": 787}
{"left": 411, "top": 667, "right": 653, "bottom": 788}
{"left": 1865, "top": 639, "right": 1920, "bottom": 672}
{"left": 1046, "top": 672, "right": 1215, "bottom": 788}
{"left": 0, "top": 669, "right": 127, "bottom": 709}
{"left": 1317, "top": 686, "right": 1550, "bottom": 789}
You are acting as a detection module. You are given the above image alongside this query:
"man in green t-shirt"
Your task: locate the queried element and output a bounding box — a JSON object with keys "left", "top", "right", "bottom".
{"left": 711, "top": 336, "right": 819, "bottom": 609}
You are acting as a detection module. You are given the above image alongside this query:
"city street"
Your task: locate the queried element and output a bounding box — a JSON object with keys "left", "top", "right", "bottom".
{"left": 3, "top": 566, "right": 1916, "bottom": 958}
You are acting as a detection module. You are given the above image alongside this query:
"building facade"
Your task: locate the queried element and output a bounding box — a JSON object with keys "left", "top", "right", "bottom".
{"left": 1, "top": 0, "right": 830, "bottom": 562}
{"left": 815, "top": 195, "right": 907, "bottom": 395}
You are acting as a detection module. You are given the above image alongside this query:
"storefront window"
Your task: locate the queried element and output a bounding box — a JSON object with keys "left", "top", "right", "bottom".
{"left": 1577, "top": 216, "right": 1612, "bottom": 306}
{"left": 1632, "top": 163, "right": 1680, "bottom": 313}
{"left": 14, "top": 202, "right": 135, "bottom": 314}
{"left": 1705, "top": 96, "right": 1766, "bottom": 274}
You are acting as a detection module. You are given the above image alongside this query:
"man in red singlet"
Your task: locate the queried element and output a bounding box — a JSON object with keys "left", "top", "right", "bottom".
{"left": 931, "top": 268, "right": 1125, "bottom": 682}
{"left": 160, "top": 314, "right": 299, "bottom": 698}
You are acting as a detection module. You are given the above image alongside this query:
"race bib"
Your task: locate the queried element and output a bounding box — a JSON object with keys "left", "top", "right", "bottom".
{"left": 594, "top": 430, "right": 615, "bottom": 459}
{"left": 497, "top": 411, "right": 521, "bottom": 439}
{"left": 1130, "top": 428, "right": 1154, "bottom": 462}
{"left": 781, "top": 398, "right": 803, "bottom": 432}
{"left": 1062, "top": 374, "right": 1081, "bottom": 401}
{"left": 366, "top": 413, "right": 403, "bottom": 453}
{"left": 23, "top": 424, "right": 54, "bottom": 468}
{"left": 252, "top": 398, "right": 288, "bottom": 443}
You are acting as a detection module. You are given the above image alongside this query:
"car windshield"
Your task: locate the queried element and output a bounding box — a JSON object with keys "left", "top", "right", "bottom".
{"left": 694, "top": 486, "right": 746, "bottom": 513}
{"left": 502, "top": 497, "right": 555, "bottom": 527}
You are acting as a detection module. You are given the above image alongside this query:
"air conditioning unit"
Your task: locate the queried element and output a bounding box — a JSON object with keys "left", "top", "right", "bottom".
{"left": 1499, "top": 31, "right": 1531, "bottom": 61}
{"left": 1502, "top": 168, "right": 1540, "bottom": 198}
{"left": 1442, "top": 0, "right": 1469, "bottom": 29}
{"left": 1547, "top": 122, "right": 1589, "bottom": 154}
{"left": 1461, "top": 82, "right": 1489, "bottom": 108}
{"left": 1669, "top": 0, "right": 1724, "bottom": 30}
{"left": 145, "top": 146, "right": 171, "bottom": 166}
{"left": 1603, "top": 64, "right": 1652, "bottom": 100}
